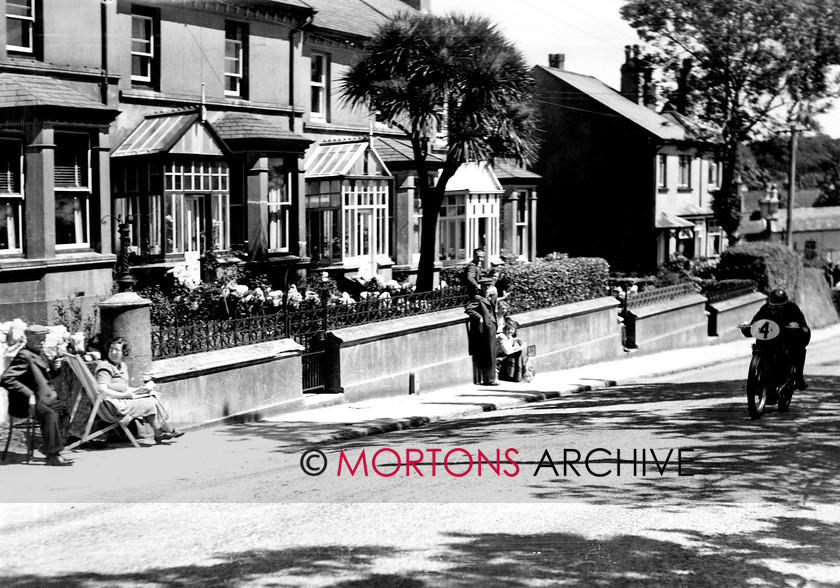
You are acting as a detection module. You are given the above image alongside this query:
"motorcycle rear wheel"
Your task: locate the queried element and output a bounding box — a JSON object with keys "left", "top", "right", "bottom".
{"left": 747, "top": 353, "right": 769, "bottom": 419}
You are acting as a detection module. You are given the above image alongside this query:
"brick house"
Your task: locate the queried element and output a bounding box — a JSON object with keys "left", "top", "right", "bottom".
{"left": 531, "top": 49, "right": 723, "bottom": 273}
{"left": 1, "top": 0, "right": 539, "bottom": 322}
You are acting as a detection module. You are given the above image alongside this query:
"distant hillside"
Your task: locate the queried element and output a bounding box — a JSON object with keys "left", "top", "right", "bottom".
{"left": 746, "top": 134, "right": 840, "bottom": 208}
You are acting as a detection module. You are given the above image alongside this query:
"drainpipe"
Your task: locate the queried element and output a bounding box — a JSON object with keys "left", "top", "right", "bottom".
{"left": 289, "top": 15, "right": 315, "bottom": 132}
{"left": 100, "top": 0, "right": 110, "bottom": 105}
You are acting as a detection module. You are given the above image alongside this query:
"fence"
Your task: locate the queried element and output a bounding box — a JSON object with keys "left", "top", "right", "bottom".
{"left": 151, "top": 287, "right": 469, "bottom": 360}
{"left": 704, "top": 281, "right": 758, "bottom": 304}
{"left": 620, "top": 282, "right": 698, "bottom": 314}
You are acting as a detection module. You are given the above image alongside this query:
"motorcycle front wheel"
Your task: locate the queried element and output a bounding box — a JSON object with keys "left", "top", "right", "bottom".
{"left": 777, "top": 357, "right": 797, "bottom": 412}
{"left": 747, "top": 353, "right": 769, "bottom": 419}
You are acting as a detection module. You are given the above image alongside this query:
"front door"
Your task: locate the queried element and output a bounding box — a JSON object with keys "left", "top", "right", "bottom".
{"left": 356, "top": 208, "right": 376, "bottom": 278}
{"left": 185, "top": 194, "right": 205, "bottom": 254}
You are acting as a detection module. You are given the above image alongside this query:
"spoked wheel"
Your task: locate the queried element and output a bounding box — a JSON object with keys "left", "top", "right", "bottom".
{"left": 777, "top": 360, "right": 797, "bottom": 413}
{"left": 746, "top": 353, "right": 769, "bottom": 419}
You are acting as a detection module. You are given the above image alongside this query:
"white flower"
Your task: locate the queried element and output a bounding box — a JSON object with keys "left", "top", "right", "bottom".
{"left": 440, "top": 280, "right": 448, "bottom": 289}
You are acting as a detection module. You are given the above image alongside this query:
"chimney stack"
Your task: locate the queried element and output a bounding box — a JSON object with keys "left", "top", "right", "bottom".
{"left": 548, "top": 53, "right": 565, "bottom": 70}
{"left": 620, "top": 45, "right": 642, "bottom": 104}
{"left": 675, "top": 58, "right": 692, "bottom": 114}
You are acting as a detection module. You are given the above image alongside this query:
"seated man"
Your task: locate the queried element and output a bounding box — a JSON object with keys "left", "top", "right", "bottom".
{"left": 1, "top": 325, "right": 73, "bottom": 466}
{"left": 741, "top": 287, "right": 810, "bottom": 390}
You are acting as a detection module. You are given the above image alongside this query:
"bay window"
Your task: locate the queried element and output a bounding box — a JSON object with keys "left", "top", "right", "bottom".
{"left": 267, "top": 160, "right": 291, "bottom": 252}
{"left": 0, "top": 138, "right": 23, "bottom": 253}
{"left": 54, "top": 132, "right": 91, "bottom": 248}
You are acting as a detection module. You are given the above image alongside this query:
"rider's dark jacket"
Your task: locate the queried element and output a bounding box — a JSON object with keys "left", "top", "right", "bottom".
{"left": 750, "top": 301, "right": 811, "bottom": 346}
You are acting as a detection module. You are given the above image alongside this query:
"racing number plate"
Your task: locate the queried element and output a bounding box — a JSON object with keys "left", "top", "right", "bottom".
{"left": 750, "top": 318, "right": 780, "bottom": 340}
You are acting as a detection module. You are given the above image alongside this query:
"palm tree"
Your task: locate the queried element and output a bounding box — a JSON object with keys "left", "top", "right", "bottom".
{"left": 342, "top": 12, "right": 539, "bottom": 291}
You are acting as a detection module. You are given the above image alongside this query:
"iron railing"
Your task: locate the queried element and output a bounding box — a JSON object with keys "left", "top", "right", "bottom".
{"left": 704, "top": 281, "right": 758, "bottom": 304}
{"left": 621, "top": 282, "right": 698, "bottom": 312}
{"left": 151, "top": 286, "right": 470, "bottom": 360}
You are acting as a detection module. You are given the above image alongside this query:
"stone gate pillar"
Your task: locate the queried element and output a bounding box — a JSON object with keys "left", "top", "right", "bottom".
{"left": 98, "top": 292, "right": 152, "bottom": 387}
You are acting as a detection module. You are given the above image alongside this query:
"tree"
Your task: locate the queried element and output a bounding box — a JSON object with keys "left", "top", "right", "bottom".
{"left": 342, "top": 12, "right": 538, "bottom": 291}
{"left": 621, "top": 0, "right": 840, "bottom": 242}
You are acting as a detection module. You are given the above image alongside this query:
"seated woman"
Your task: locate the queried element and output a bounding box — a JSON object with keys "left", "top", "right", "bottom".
{"left": 496, "top": 319, "right": 532, "bottom": 382}
{"left": 94, "top": 338, "right": 184, "bottom": 445}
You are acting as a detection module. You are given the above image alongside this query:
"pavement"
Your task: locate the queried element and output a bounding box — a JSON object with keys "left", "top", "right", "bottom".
{"left": 259, "top": 321, "right": 840, "bottom": 444}
{"left": 3, "top": 322, "right": 840, "bottom": 478}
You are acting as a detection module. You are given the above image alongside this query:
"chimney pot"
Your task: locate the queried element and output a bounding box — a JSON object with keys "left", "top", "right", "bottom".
{"left": 548, "top": 53, "right": 565, "bottom": 70}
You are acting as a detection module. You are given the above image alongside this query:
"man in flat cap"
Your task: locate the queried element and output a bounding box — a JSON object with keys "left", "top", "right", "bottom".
{"left": 465, "top": 277, "right": 499, "bottom": 386}
{"left": 1, "top": 325, "right": 73, "bottom": 466}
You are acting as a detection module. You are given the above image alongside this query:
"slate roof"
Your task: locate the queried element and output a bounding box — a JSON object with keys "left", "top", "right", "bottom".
{"left": 492, "top": 158, "right": 541, "bottom": 181}
{"left": 674, "top": 203, "right": 713, "bottom": 217}
{"left": 738, "top": 206, "right": 840, "bottom": 235}
{"left": 0, "top": 73, "right": 111, "bottom": 110}
{"left": 656, "top": 211, "right": 695, "bottom": 229}
{"left": 212, "top": 111, "right": 310, "bottom": 144}
{"left": 373, "top": 135, "right": 443, "bottom": 164}
{"left": 304, "top": 0, "right": 415, "bottom": 38}
{"left": 534, "top": 65, "right": 686, "bottom": 142}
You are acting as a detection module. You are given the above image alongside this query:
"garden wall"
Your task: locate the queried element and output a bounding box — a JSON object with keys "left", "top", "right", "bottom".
{"left": 707, "top": 292, "right": 767, "bottom": 343}
{"left": 510, "top": 296, "right": 623, "bottom": 372}
{"left": 148, "top": 339, "right": 304, "bottom": 426}
{"left": 326, "top": 297, "right": 622, "bottom": 402}
{"left": 625, "top": 293, "right": 709, "bottom": 355}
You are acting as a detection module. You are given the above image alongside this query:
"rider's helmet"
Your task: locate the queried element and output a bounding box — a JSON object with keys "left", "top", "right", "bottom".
{"left": 768, "top": 288, "right": 790, "bottom": 306}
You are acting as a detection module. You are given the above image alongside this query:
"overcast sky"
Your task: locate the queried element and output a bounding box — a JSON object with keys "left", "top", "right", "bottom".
{"left": 429, "top": 0, "right": 840, "bottom": 138}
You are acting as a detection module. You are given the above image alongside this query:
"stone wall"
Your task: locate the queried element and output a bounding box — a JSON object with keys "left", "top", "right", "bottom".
{"left": 707, "top": 292, "right": 767, "bottom": 343}
{"left": 148, "top": 339, "right": 304, "bottom": 427}
{"left": 625, "top": 293, "right": 709, "bottom": 355}
{"left": 511, "top": 297, "right": 623, "bottom": 371}
{"left": 326, "top": 297, "right": 623, "bottom": 402}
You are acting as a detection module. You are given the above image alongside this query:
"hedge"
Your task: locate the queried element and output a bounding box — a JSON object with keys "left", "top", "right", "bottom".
{"left": 717, "top": 242, "right": 803, "bottom": 297}
{"left": 442, "top": 257, "right": 609, "bottom": 313}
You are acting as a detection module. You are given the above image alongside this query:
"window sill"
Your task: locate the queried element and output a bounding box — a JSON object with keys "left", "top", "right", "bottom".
{"left": 677, "top": 187, "right": 693, "bottom": 193}
{"left": 658, "top": 187, "right": 669, "bottom": 193}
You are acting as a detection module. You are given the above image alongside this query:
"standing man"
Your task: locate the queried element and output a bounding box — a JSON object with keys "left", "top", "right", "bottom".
{"left": 1, "top": 325, "right": 73, "bottom": 466}
{"left": 465, "top": 278, "right": 499, "bottom": 386}
{"left": 463, "top": 248, "right": 485, "bottom": 297}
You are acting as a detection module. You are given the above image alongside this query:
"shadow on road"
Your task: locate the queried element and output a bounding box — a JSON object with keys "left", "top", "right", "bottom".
{"left": 212, "top": 375, "right": 840, "bottom": 506}
{"left": 3, "top": 513, "right": 839, "bottom": 587}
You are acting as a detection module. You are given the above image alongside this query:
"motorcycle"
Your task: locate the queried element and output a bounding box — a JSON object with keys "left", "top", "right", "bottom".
{"left": 739, "top": 319, "right": 800, "bottom": 420}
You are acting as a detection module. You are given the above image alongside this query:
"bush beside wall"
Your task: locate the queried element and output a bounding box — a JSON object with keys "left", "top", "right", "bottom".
{"left": 717, "top": 242, "right": 803, "bottom": 296}
{"left": 503, "top": 258, "right": 610, "bottom": 313}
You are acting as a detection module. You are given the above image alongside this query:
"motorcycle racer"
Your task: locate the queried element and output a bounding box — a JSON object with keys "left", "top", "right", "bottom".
{"left": 740, "top": 288, "right": 810, "bottom": 390}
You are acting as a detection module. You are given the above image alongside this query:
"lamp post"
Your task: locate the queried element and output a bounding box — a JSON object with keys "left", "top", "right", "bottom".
{"left": 759, "top": 183, "right": 780, "bottom": 240}
{"left": 101, "top": 214, "right": 137, "bottom": 292}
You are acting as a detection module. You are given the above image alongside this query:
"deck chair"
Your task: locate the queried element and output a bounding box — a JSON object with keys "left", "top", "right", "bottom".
{"left": 63, "top": 355, "right": 140, "bottom": 451}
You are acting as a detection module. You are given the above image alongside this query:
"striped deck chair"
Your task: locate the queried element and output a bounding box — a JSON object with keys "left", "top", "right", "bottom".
{"left": 63, "top": 355, "right": 140, "bottom": 451}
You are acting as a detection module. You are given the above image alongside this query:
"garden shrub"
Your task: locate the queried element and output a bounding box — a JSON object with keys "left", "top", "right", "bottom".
{"left": 502, "top": 257, "right": 610, "bottom": 313}
{"left": 717, "top": 242, "right": 803, "bottom": 296}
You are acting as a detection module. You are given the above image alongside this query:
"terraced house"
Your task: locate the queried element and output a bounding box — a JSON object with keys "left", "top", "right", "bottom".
{"left": 1, "top": 0, "right": 539, "bottom": 321}
{"left": 532, "top": 48, "right": 724, "bottom": 273}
